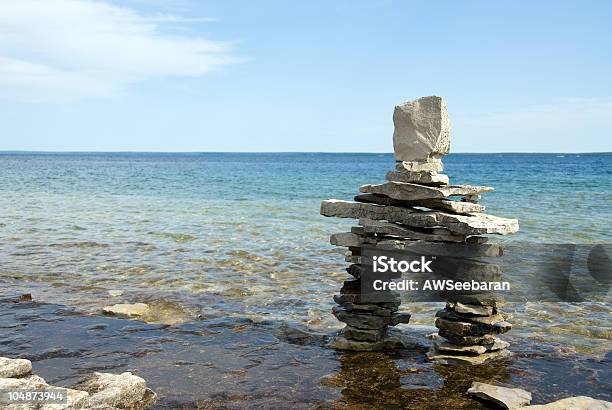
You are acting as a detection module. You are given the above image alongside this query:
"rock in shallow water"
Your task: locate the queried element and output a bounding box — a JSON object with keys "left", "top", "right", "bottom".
{"left": 427, "top": 348, "right": 512, "bottom": 365}
{"left": 0, "top": 357, "right": 32, "bottom": 378}
{"left": 523, "top": 396, "right": 612, "bottom": 409}
{"left": 76, "top": 371, "right": 157, "bottom": 409}
{"left": 467, "top": 381, "right": 532, "bottom": 409}
{"left": 103, "top": 303, "right": 150, "bottom": 317}
{"left": 328, "top": 334, "right": 407, "bottom": 351}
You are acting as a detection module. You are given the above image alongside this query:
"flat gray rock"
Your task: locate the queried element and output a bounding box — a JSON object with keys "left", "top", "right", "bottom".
{"left": 78, "top": 371, "right": 149, "bottom": 409}
{"left": 102, "top": 303, "right": 149, "bottom": 317}
{"left": 436, "top": 310, "right": 508, "bottom": 326}
{"left": 355, "top": 193, "right": 485, "bottom": 215}
{"left": 0, "top": 357, "right": 32, "bottom": 378}
{"left": 427, "top": 348, "right": 511, "bottom": 365}
{"left": 321, "top": 200, "right": 519, "bottom": 235}
{"left": 397, "top": 160, "right": 443, "bottom": 173}
{"left": 360, "top": 181, "right": 493, "bottom": 201}
{"left": 359, "top": 218, "right": 466, "bottom": 242}
{"left": 412, "top": 198, "right": 485, "bottom": 214}
{"left": 340, "top": 301, "right": 396, "bottom": 317}
{"left": 332, "top": 307, "right": 387, "bottom": 329}
{"left": 329, "top": 334, "right": 407, "bottom": 351}
{"left": 332, "top": 232, "right": 502, "bottom": 258}
{"left": 330, "top": 232, "right": 366, "bottom": 247}
{"left": 435, "top": 317, "right": 512, "bottom": 336}
{"left": 334, "top": 294, "right": 401, "bottom": 308}
{"left": 438, "top": 330, "right": 499, "bottom": 346}
{"left": 433, "top": 341, "right": 487, "bottom": 355}
{"left": 485, "top": 338, "right": 511, "bottom": 351}
{"left": 449, "top": 302, "right": 494, "bottom": 316}
{"left": 393, "top": 96, "right": 450, "bottom": 162}
{"left": 524, "top": 396, "right": 612, "bottom": 409}
{"left": 341, "top": 326, "right": 386, "bottom": 342}
{"left": 468, "top": 382, "right": 532, "bottom": 409}
{"left": 386, "top": 170, "right": 449, "bottom": 186}
{"left": 375, "top": 239, "right": 504, "bottom": 258}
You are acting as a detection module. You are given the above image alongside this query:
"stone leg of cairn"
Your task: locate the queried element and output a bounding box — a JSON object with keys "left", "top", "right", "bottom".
{"left": 427, "top": 301, "right": 513, "bottom": 365}
{"left": 328, "top": 264, "right": 411, "bottom": 351}
{"left": 321, "top": 96, "right": 519, "bottom": 357}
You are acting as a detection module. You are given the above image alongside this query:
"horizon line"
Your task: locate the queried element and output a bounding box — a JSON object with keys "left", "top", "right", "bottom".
{"left": 0, "top": 150, "right": 610, "bottom": 155}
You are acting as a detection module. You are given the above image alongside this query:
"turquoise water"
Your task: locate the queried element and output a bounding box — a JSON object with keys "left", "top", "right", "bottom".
{"left": 1, "top": 152, "right": 611, "bottom": 354}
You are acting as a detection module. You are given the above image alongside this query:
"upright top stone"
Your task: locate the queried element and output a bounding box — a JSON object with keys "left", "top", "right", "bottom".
{"left": 393, "top": 96, "right": 451, "bottom": 162}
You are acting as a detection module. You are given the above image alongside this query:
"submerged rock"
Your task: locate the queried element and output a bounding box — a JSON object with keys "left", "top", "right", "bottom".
{"left": 0, "top": 357, "right": 32, "bottom": 378}
{"left": 328, "top": 334, "right": 407, "bottom": 351}
{"left": 103, "top": 303, "right": 150, "bottom": 318}
{"left": 523, "top": 396, "right": 612, "bottom": 409}
{"left": 102, "top": 301, "right": 190, "bottom": 325}
{"left": 467, "top": 381, "right": 532, "bottom": 409}
{"left": 77, "top": 371, "right": 156, "bottom": 409}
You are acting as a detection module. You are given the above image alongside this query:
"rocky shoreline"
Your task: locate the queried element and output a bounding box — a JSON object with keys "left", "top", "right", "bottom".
{"left": 1, "top": 295, "right": 611, "bottom": 409}
{"left": 0, "top": 357, "right": 156, "bottom": 409}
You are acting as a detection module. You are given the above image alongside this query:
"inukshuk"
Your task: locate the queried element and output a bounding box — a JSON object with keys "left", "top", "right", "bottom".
{"left": 320, "top": 96, "right": 519, "bottom": 359}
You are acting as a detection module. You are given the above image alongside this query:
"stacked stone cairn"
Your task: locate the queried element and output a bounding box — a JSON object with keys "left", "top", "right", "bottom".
{"left": 320, "top": 96, "right": 519, "bottom": 361}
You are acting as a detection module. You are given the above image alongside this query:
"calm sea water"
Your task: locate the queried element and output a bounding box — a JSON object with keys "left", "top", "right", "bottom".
{"left": 1, "top": 152, "right": 611, "bottom": 354}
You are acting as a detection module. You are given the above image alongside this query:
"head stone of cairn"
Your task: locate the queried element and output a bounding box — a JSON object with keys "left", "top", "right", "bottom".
{"left": 392, "top": 96, "right": 451, "bottom": 164}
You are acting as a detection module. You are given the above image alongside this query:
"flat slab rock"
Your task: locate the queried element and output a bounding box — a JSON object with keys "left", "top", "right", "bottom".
{"left": 358, "top": 218, "right": 466, "bottom": 243}
{"left": 375, "top": 239, "right": 504, "bottom": 258}
{"left": 103, "top": 303, "right": 150, "bottom": 317}
{"left": 397, "top": 160, "right": 443, "bottom": 173}
{"left": 386, "top": 170, "right": 449, "bottom": 186}
{"left": 427, "top": 347, "right": 511, "bottom": 365}
{"left": 328, "top": 334, "right": 407, "bottom": 351}
{"left": 524, "top": 396, "right": 612, "bottom": 409}
{"left": 0, "top": 357, "right": 32, "bottom": 378}
{"left": 355, "top": 193, "right": 485, "bottom": 215}
{"left": 468, "top": 382, "right": 532, "bottom": 409}
{"left": 434, "top": 341, "right": 487, "bottom": 355}
{"left": 76, "top": 371, "right": 156, "bottom": 409}
{"left": 448, "top": 302, "right": 494, "bottom": 316}
{"left": 360, "top": 181, "right": 493, "bottom": 201}
{"left": 321, "top": 199, "right": 518, "bottom": 235}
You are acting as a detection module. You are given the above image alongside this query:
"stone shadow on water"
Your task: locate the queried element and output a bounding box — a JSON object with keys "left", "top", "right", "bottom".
{"left": 0, "top": 298, "right": 610, "bottom": 408}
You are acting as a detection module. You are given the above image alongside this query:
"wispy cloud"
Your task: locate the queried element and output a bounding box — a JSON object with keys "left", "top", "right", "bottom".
{"left": 0, "top": 0, "right": 237, "bottom": 102}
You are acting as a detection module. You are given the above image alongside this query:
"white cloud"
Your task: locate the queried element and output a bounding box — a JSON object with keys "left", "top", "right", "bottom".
{"left": 0, "top": 0, "right": 237, "bottom": 102}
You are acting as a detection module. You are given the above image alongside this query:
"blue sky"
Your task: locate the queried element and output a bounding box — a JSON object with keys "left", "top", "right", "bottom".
{"left": 1, "top": 0, "right": 611, "bottom": 152}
